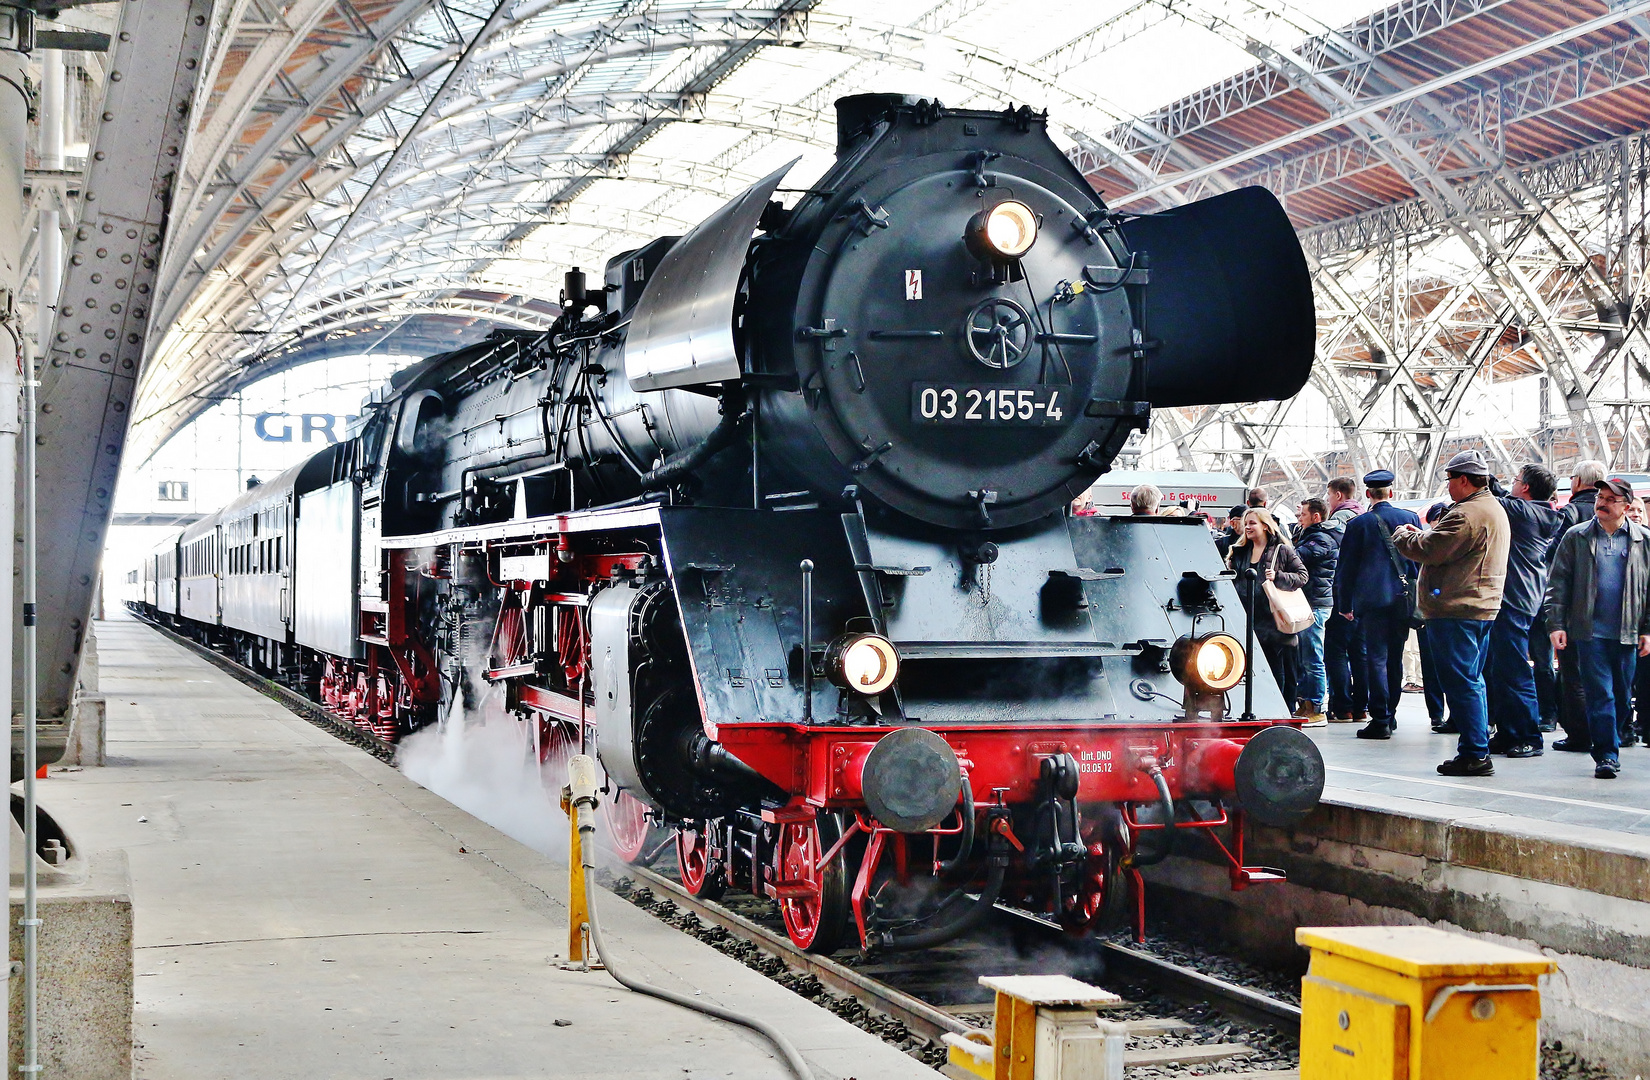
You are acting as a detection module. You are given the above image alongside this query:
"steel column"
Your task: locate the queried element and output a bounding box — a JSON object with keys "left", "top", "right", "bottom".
{"left": 23, "top": 0, "right": 213, "bottom": 724}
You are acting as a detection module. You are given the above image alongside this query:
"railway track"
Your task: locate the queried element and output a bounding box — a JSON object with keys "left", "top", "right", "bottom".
{"left": 616, "top": 860, "right": 1302, "bottom": 1076}
{"left": 136, "top": 613, "right": 399, "bottom": 763}
{"left": 133, "top": 611, "right": 1302, "bottom": 1075}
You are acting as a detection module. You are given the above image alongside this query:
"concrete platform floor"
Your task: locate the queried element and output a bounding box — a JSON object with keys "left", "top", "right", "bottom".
{"left": 1309, "top": 689, "right": 1650, "bottom": 838}
{"left": 40, "top": 616, "right": 936, "bottom": 1080}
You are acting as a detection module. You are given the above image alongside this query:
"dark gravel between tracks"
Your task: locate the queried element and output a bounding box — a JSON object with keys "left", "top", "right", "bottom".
{"left": 1115, "top": 927, "right": 1303, "bottom": 1008}
{"left": 604, "top": 871, "right": 1306, "bottom": 1077}
{"left": 605, "top": 874, "right": 951, "bottom": 1069}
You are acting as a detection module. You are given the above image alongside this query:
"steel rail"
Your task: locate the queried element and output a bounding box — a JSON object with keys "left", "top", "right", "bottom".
{"left": 1098, "top": 942, "right": 1303, "bottom": 1032}
{"left": 996, "top": 904, "right": 1303, "bottom": 1033}
{"left": 626, "top": 864, "right": 971, "bottom": 1042}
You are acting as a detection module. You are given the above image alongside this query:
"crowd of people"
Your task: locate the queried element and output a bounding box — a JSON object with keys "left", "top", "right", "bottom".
{"left": 1131, "top": 456, "right": 1650, "bottom": 780}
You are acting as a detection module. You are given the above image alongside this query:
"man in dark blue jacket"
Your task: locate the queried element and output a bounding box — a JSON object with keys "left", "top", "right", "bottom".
{"left": 1333, "top": 470, "right": 1422, "bottom": 739}
{"left": 1324, "top": 477, "right": 1367, "bottom": 722}
{"left": 1551, "top": 460, "right": 1607, "bottom": 752}
{"left": 1293, "top": 498, "right": 1340, "bottom": 725}
{"left": 1487, "top": 464, "right": 1565, "bottom": 757}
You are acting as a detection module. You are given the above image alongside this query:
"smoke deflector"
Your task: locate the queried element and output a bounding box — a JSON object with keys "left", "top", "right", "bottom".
{"left": 624, "top": 159, "right": 799, "bottom": 392}
{"left": 1122, "top": 186, "right": 1315, "bottom": 408}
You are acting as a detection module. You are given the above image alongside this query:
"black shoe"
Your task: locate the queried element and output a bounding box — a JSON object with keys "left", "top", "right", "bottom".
{"left": 1487, "top": 733, "right": 1515, "bottom": 754}
{"left": 1356, "top": 721, "right": 1392, "bottom": 740}
{"left": 1432, "top": 722, "right": 1458, "bottom": 734}
{"left": 1552, "top": 738, "right": 1592, "bottom": 753}
{"left": 1505, "top": 743, "right": 1544, "bottom": 758}
{"left": 1595, "top": 759, "right": 1620, "bottom": 779}
{"left": 1537, "top": 721, "right": 1558, "bottom": 733}
{"left": 1621, "top": 733, "right": 1641, "bottom": 748}
{"left": 1438, "top": 754, "right": 1495, "bottom": 777}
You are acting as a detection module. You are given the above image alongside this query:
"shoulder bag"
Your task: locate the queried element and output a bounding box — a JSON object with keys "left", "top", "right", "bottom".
{"left": 1374, "top": 515, "right": 1425, "bottom": 628}
{"left": 1260, "top": 547, "right": 1315, "bottom": 635}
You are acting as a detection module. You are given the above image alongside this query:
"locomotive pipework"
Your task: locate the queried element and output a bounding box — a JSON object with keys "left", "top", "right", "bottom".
{"left": 132, "top": 93, "right": 1326, "bottom": 952}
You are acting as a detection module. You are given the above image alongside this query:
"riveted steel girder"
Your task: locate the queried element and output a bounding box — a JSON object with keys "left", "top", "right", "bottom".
{"left": 24, "top": 0, "right": 213, "bottom": 723}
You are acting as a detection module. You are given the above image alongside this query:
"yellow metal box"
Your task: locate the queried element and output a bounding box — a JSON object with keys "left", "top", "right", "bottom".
{"left": 1297, "top": 926, "right": 1556, "bottom": 1080}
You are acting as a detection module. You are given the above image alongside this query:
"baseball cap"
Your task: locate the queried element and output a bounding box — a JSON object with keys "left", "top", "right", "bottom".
{"left": 1596, "top": 476, "right": 1635, "bottom": 499}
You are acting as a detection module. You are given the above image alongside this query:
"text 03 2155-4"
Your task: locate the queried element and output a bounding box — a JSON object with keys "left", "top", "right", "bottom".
{"left": 912, "top": 383, "right": 1069, "bottom": 426}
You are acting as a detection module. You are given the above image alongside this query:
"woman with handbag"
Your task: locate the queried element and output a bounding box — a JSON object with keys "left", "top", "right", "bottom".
{"left": 1227, "top": 508, "right": 1313, "bottom": 713}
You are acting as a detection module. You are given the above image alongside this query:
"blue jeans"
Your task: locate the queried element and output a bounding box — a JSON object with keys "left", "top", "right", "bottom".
{"left": 1529, "top": 609, "right": 1558, "bottom": 726}
{"left": 1486, "top": 608, "right": 1541, "bottom": 747}
{"left": 1634, "top": 657, "right": 1650, "bottom": 739}
{"left": 1296, "top": 609, "right": 1330, "bottom": 705}
{"left": 1326, "top": 613, "right": 1366, "bottom": 715}
{"left": 1427, "top": 617, "right": 1494, "bottom": 758}
{"left": 1418, "top": 624, "right": 1447, "bottom": 722}
{"left": 1574, "top": 637, "right": 1633, "bottom": 764}
{"left": 1360, "top": 605, "right": 1410, "bottom": 723}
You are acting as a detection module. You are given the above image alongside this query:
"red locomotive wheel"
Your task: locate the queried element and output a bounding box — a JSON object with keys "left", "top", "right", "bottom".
{"left": 676, "top": 822, "right": 726, "bottom": 900}
{"left": 776, "top": 813, "right": 850, "bottom": 954}
{"left": 1065, "top": 821, "right": 1130, "bottom": 932}
{"left": 603, "top": 790, "right": 664, "bottom": 866}
{"left": 537, "top": 718, "right": 575, "bottom": 769}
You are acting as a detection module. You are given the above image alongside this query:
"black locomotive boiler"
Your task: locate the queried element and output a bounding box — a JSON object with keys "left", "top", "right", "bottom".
{"left": 136, "top": 94, "right": 1325, "bottom": 951}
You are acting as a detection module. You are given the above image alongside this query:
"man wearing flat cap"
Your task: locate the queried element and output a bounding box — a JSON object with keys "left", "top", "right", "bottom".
{"left": 1543, "top": 475, "right": 1650, "bottom": 780}
{"left": 1390, "top": 450, "right": 1510, "bottom": 776}
{"left": 1332, "top": 469, "right": 1421, "bottom": 740}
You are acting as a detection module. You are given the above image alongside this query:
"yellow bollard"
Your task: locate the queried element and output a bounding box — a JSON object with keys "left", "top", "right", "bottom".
{"left": 559, "top": 785, "right": 589, "bottom": 967}
{"left": 1297, "top": 926, "right": 1556, "bottom": 1080}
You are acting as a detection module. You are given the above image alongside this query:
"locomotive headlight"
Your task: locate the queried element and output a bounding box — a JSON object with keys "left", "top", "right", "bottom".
{"left": 967, "top": 200, "right": 1039, "bottom": 260}
{"left": 1169, "top": 633, "right": 1245, "bottom": 693}
{"left": 824, "top": 633, "right": 901, "bottom": 696}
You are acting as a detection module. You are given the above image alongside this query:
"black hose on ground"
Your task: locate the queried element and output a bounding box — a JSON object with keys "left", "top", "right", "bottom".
{"left": 575, "top": 804, "right": 815, "bottom": 1080}
{"left": 638, "top": 388, "right": 751, "bottom": 491}
{"left": 1125, "top": 767, "right": 1178, "bottom": 868}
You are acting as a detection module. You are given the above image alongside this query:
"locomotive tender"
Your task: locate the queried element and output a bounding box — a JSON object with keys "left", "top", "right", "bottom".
{"left": 136, "top": 94, "right": 1325, "bottom": 952}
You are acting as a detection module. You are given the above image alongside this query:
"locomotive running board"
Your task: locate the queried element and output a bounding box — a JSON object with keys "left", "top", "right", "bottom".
{"left": 894, "top": 641, "right": 1140, "bottom": 658}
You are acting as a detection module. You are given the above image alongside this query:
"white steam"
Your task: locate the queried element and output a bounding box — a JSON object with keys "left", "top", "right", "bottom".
{"left": 398, "top": 708, "right": 566, "bottom": 857}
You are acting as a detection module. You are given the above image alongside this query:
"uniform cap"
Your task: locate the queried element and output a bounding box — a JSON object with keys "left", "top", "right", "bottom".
{"left": 1362, "top": 469, "right": 1395, "bottom": 487}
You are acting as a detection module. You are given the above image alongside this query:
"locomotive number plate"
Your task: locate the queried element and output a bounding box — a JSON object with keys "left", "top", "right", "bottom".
{"left": 911, "top": 383, "right": 1070, "bottom": 426}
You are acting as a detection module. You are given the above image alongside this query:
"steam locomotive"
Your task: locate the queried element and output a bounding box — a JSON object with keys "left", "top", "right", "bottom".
{"left": 135, "top": 94, "right": 1325, "bottom": 952}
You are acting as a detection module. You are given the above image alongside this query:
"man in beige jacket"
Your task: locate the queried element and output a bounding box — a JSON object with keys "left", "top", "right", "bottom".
{"left": 1391, "top": 450, "right": 1511, "bottom": 777}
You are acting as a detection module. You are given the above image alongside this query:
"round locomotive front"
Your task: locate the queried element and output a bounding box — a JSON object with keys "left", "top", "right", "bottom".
{"left": 759, "top": 136, "right": 1142, "bottom": 531}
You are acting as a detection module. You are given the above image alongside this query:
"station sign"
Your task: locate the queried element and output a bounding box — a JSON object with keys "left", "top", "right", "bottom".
{"left": 1084, "top": 470, "right": 1247, "bottom": 515}
{"left": 252, "top": 412, "right": 360, "bottom": 444}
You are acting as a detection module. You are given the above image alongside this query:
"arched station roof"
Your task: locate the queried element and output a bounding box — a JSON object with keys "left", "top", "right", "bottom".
{"left": 129, "top": 0, "right": 1650, "bottom": 472}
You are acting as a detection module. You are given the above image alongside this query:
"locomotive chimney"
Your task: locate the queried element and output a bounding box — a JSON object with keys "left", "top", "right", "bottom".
{"left": 562, "top": 267, "right": 587, "bottom": 311}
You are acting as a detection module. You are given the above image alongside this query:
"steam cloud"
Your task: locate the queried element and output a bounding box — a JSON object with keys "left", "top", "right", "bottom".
{"left": 397, "top": 698, "right": 566, "bottom": 857}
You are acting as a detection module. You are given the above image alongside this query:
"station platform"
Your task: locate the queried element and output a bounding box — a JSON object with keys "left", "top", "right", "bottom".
{"left": 1309, "top": 691, "right": 1650, "bottom": 838}
{"left": 36, "top": 615, "right": 935, "bottom": 1080}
